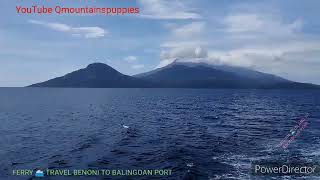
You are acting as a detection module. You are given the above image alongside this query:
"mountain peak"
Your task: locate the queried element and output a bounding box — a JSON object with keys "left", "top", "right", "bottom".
{"left": 84, "top": 62, "right": 120, "bottom": 75}
{"left": 29, "top": 62, "right": 152, "bottom": 88}
{"left": 86, "top": 62, "right": 112, "bottom": 69}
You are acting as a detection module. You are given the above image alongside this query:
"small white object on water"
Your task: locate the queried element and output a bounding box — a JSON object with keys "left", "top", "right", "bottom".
{"left": 123, "top": 125, "right": 129, "bottom": 129}
{"left": 187, "top": 162, "right": 194, "bottom": 167}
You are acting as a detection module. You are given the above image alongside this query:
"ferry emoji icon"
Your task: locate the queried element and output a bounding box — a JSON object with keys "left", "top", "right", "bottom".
{"left": 35, "top": 170, "right": 44, "bottom": 177}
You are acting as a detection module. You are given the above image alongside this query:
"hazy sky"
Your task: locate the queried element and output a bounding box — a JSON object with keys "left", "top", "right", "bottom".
{"left": 1, "top": 0, "right": 320, "bottom": 86}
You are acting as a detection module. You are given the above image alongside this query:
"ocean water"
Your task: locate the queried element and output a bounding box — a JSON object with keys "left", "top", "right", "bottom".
{"left": 0, "top": 88, "right": 320, "bottom": 180}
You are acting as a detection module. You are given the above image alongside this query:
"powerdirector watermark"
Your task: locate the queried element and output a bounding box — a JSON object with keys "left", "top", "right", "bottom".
{"left": 251, "top": 162, "right": 320, "bottom": 177}
{"left": 12, "top": 169, "right": 172, "bottom": 178}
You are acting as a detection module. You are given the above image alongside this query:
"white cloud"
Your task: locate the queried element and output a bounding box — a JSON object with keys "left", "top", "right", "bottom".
{"left": 224, "top": 14, "right": 303, "bottom": 37}
{"left": 138, "top": 0, "right": 201, "bottom": 20}
{"left": 124, "top": 56, "right": 138, "bottom": 63}
{"left": 208, "top": 41, "right": 320, "bottom": 67}
{"left": 72, "top": 27, "right": 106, "bottom": 38}
{"left": 206, "top": 40, "right": 320, "bottom": 83}
{"left": 161, "top": 21, "right": 207, "bottom": 48}
{"left": 157, "top": 21, "right": 208, "bottom": 68}
{"left": 155, "top": 10, "right": 320, "bottom": 84}
{"left": 224, "top": 14, "right": 263, "bottom": 33}
{"left": 207, "top": 14, "right": 313, "bottom": 71}
{"left": 124, "top": 55, "right": 144, "bottom": 69}
{"left": 161, "top": 47, "right": 208, "bottom": 60}
{"left": 171, "top": 21, "right": 205, "bottom": 38}
{"left": 132, "top": 64, "right": 145, "bottom": 69}
{"left": 28, "top": 20, "right": 107, "bottom": 39}
{"left": 158, "top": 47, "right": 208, "bottom": 68}
{"left": 161, "top": 40, "right": 207, "bottom": 48}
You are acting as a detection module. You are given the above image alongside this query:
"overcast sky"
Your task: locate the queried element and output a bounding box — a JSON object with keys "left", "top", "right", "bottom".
{"left": 0, "top": 0, "right": 320, "bottom": 86}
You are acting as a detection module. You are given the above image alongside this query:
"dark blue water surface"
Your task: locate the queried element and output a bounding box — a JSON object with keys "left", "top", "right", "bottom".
{"left": 0, "top": 88, "right": 320, "bottom": 180}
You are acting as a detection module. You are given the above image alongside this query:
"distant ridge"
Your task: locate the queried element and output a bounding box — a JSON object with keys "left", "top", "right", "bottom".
{"left": 30, "top": 62, "right": 320, "bottom": 89}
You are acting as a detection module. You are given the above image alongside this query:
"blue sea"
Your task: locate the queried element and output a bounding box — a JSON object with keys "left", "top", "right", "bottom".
{"left": 0, "top": 88, "right": 320, "bottom": 180}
